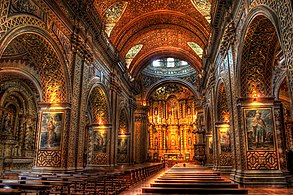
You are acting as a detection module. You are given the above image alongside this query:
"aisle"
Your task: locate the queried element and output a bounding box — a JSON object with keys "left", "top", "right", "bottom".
{"left": 120, "top": 167, "right": 167, "bottom": 195}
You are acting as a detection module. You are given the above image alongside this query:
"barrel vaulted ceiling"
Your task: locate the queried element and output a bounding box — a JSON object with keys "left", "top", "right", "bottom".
{"left": 94, "top": 0, "right": 212, "bottom": 77}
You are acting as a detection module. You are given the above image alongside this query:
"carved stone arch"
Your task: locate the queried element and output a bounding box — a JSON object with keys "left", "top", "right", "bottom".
{"left": 0, "top": 68, "right": 43, "bottom": 102}
{"left": 0, "top": 72, "right": 40, "bottom": 111}
{"left": 237, "top": 7, "right": 283, "bottom": 98}
{"left": 215, "top": 79, "right": 229, "bottom": 123}
{"left": 274, "top": 72, "right": 289, "bottom": 99}
{"left": 87, "top": 84, "right": 111, "bottom": 125}
{"left": 0, "top": 26, "right": 71, "bottom": 103}
{"left": 145, "top": 77, "right": 200, "bottom": 101}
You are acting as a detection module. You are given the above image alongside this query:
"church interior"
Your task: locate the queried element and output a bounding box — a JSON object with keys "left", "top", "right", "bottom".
{"left": 0, "top": 0, "right": 293, "bottom": 194}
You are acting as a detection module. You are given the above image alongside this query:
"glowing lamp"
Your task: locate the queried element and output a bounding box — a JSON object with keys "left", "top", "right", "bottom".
{"left": 252, "top": 90, "right": 259, "bottom": 101}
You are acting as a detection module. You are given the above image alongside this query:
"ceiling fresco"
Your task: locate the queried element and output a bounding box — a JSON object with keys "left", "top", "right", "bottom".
{"left": 94, "top": 0, "right": 212, "bottom": 76}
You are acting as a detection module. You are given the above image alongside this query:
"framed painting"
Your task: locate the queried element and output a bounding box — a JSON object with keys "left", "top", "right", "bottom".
{"left": 244, "top": 108, "right": 275, "bottom": 151}
{"left": 39, "top": 112, "right": 63, "bottom": 150}
{"left": 117, "top": 136, "right": 129, "bottom": 163}
{"left": 93, "top": 130, "right": 107, "bottom": 153}
{"left": 219, "top": 128, "right": 231, "bottom": 152}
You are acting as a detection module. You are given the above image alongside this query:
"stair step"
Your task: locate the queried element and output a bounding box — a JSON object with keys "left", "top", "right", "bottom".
{"left": 154, "top": 179, "right": 231, "bottom": 183}
{"left": 150, "top": 182, "right": 238, "bottom": 188}
{"left": 165, "top": 172, "right": 220, "bottom": 175}
{"left": 142, "top": 187, "right": 248, "bottom": 194}
{"left": 156, "top": 178, "right": 225, "bottom": 181}
{"left": 158, "top": 176, "right": 221, "bottom": 178}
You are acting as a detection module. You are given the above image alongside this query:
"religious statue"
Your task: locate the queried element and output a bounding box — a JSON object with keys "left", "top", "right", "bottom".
{"left": 3, "top": 113, "right": 12, "bottom": 134}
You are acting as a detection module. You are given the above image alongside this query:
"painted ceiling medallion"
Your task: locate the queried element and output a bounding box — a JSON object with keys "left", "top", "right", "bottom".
{"left": 104, "top": 1, "right": 128, "bottom": 37}
{"left": 191, "top": 0, "right": 211, "bottom": 22}
{"left": 188, "top": 42, "right": 203, "bottom": 58}
{"left": 125, "top": 44, "right": 143, "bottom": 68}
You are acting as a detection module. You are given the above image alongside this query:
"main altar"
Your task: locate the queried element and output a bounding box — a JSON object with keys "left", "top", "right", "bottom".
{"left": 146, "top": 84, "right": 204, "bottom": 162}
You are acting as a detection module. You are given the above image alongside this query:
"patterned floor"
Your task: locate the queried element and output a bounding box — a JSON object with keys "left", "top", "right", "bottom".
{"left": 120, "top": 163, "right": 293, "bottom": 195}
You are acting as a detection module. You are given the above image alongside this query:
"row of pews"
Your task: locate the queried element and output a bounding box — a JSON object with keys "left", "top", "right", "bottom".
{"left": 142, "top": 163, "right": 248, "bottom": 194}
{"left": 0, "top": 163, "right": 164, "bottom": 194}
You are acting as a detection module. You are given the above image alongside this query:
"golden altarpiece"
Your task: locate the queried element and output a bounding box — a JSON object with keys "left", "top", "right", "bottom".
{"left": 146, "top": 83, "right": 204, "bottom": 162}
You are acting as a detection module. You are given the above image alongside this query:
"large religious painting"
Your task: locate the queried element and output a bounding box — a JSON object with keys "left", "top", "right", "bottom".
{"left": 244, "top": 108, "right": 275, "bottom": 151}
{"left": 39, "top": 112, "right": 63, "bottom": 150}
{"left": 219, "top": 127, "right": 231, "bottom": 152}
{"left": 117, "top": 137, "right": 128, "bottom": 163}
{"left": 93, "top": 130, "right": 107, "bottom": 153}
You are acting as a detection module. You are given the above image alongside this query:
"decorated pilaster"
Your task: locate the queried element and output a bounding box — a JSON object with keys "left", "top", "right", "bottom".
{"left": 233, "top": 98, "right": 289, "bottom": 186}
{"left": 35, "top": 103, "right": 71, "bottom": 170}
{"left": 134, "top": 105, "right": 149, "bottom": 163}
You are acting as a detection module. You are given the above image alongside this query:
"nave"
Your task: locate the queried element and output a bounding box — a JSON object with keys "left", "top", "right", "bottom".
{"left": 0, "top": 0, "right": 293, "bottom": 193}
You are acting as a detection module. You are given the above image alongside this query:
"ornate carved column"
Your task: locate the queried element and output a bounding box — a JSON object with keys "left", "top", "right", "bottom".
{"left": 162, "top": 125, "right": 167, "bottom": 150}
{"left": 67, "top": 30, "right": 93, "bottom": 169}
{"left": 134, "top": 105, "right": 149, "bottom": 163}
{"left": 129, "top": 99, "right": 136, "bottom": 164}
{"left": 109, "top": 74, "right": 121, "bottom": 166}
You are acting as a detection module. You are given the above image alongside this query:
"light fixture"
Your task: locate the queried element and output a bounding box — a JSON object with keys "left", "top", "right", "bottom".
{"left": 252, "top": 89, "right": 258, "bottom": 101}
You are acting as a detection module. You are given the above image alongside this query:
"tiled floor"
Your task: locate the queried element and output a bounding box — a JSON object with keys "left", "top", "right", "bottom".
{"left": 120, "top": 166, "right": 293, "bottom": 195}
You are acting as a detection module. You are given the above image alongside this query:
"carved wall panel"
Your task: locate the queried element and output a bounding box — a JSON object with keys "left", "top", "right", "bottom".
{"left": 219, "top": 153, "right": 233, "bottom": 166}
{"left": 246, "top": 151, "right": 278, "bottom": 170}
{"left": 92, "top": 153, "right": 109, "bottom": 165}
{"left": 36, "top": 150, "right": 61, "bottom": 167}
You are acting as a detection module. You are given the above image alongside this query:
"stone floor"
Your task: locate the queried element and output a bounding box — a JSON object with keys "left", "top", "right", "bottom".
{"left": 120, "top": 163, "right": 293, "bottom": 195}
